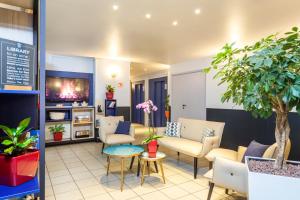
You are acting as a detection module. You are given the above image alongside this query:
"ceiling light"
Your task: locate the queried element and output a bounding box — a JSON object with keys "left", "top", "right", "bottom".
{"left": 145, "top": 13, "right": 151, "bottom": 19}
{"left": 112, "top": 5, "right": 119, "bottom": 11}
{"left": 195, "top": 9, "right": 201, "bottom": 15}
{"left": 172, "top": 21, "right": 178, "bottom": 26}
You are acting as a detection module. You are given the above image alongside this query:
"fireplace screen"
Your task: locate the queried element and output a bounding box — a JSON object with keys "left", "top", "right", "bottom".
{"left": 46, "top": 77, "right": 89, "bottom": 103}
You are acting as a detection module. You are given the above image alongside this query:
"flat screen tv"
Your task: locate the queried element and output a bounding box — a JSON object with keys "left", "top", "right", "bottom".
{"left": 46, "top": 76, "right": 89, "bottom": 103}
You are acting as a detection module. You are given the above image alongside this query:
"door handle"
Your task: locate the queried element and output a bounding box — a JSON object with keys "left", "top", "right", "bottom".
{"left": 182, "top": 104, "right": 187, "bottom": 109}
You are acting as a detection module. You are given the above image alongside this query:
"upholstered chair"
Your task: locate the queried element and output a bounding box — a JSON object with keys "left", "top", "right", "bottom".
{"left": 99, "top": 116, "right": 135, "bottom": 153}
{"left": 204, "top": 157, "right": 247, "bottom": 200}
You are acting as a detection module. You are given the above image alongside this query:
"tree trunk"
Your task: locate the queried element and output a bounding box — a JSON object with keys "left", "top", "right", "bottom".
{"left": 274, "top": 112, "right": 290, "bottom": 169}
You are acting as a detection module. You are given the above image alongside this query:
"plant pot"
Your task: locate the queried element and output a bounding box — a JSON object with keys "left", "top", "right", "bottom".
{"left": 147, "top": 140, "right": 158, "bottom": 158}
{"left": 106, "top": 92, "right": 114, "bottom": 100}
{"left": 53, "top": 132, "right": 63, "bottom": 141}
{"left": 165, "top": 111, "right": 170, "bottom": 121}
{"left": 0, "top": 150, "right": 39, "bottom": 186}
{"left": 246, "top": 157, "right": 300, "bottom": 200}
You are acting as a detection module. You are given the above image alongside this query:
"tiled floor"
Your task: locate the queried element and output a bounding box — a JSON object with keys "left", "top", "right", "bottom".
{"left": 45, "top": 142, "right": 246, "bottom": 200}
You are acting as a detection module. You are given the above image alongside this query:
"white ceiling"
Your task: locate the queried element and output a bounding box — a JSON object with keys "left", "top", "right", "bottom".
{"left": 46, "top": 0, "right": 300, "bottom": 64}
{"left": 130, "top": 62, "right": 169, "bottom": 79}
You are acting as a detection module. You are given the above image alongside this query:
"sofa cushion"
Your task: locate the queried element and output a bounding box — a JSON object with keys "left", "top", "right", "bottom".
{"left": 100, "top": 116, "right": 124, "bottom": 134}
{"left": 205, "top": 148, "right": 238, "bottom": 162}
{"left": 105, "top": 134, "right": 135, "bottom": 145}
{"left": 201, "top": 127, "right": 215, "bottom": 143}
{"left": 242, "top": 140, "right": 270, "bottom": 163}
{"left": 158, "top": 136, "right": 203, "bottom": 157}
{"left": 165, "top": 122, "right": 181, "bottom": 137}
{"left": 115, "top": 121, "right": 131, "bottom": 135}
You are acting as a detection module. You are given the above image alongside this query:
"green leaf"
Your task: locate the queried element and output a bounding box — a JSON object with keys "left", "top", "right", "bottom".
{"left": 291, "top": 85, "right": 300, "bottom": 97}
{"left": 292, "top": 27, "right": 298, "bottom": 32}
{"left": 203, "top": 67, "right": 211, "bottom": 73}
{"left": 16, "top": 118, "right": 30, "bottom": 136}
{"left": 0, "top": 125, "right": 13, "bottom": 138}
{"left": 4, "top": 146, "right": 14, "bottom": 155}
{"left": 1, "top": 139, "right": 13, "bottom": 146}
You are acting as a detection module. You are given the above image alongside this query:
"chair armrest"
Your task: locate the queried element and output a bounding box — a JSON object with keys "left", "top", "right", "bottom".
{"left": 129, "top": 125, "right": 135, "bottom": 137}
{"left": 156, "top": 127, "right": 166, "bottom": 136}
{"left": 213, "top": 157, "right": 247, "bottom": 194}
{"left": 99, "top": 128, "right": 112, "bottom": 143}
{"left": 201, "top": 136, "right": 220, "bottom": 156}
{"left": 237, "top": 146, "right": 247, "bottom": 162}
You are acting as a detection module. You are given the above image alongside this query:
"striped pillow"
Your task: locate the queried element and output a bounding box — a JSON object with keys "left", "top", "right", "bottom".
{"left": 201, "top": 127, "right": 215, "bottom": 143}
{"left": 165, "top": 122, "right": 181, "bottom": 137}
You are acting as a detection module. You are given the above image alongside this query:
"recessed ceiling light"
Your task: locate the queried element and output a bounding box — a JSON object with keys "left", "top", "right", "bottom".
{"left": 172, "top": 21, "right": 178, "bottom": 26}
{"left": 194, "top": 8, "right": 201, "bottom": 15}
{"left": 112, "top": 5, "right": 119, "bottom": 11}
{"left": 145, "top": 13, "right": 151, "bottom": 19}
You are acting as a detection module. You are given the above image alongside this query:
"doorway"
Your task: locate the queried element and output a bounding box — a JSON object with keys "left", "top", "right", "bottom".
{"left": 149, "top": 77, "right": 168, "bottom": 127}
{"left": 131, "top": 81, "right": 145, "bottom": 124}
{"left": 172, "top": 71, "right": 206, "bottom": 121}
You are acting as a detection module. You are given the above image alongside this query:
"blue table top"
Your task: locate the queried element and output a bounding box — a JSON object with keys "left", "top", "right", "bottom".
{"left": 103, "top": 144, "right": 144, "bottom": 157}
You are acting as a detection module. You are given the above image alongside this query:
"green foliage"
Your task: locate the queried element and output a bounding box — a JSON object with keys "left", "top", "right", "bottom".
{"left": 165, "top": 94, "right": 170, "bottom": 111}
{"left": 209, "top": 27, "right": 300, "bottom": 118}
{"left": 48, "top": 124, "right": 65, "bottom": 134}
{"left": 106, "top": 84, "right": 115, "bottom": 93}
{"left": 142, "top": 134, "right": 163, "bottom": 144}
{"left": 0, "top": 118, "right": 37, "bottom": 157}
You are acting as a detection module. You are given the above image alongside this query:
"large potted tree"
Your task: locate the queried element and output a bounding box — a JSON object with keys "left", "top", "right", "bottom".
{"left": 0, "top": 118, "right": 39, "bottom": 186}
{"left": 208, "top": 27, "right": 300, "bottom": 199}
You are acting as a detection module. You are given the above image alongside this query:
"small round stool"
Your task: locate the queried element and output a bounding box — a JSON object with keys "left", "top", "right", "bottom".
{"left": 140, "top": 152, "right": 166, "bottom": 185}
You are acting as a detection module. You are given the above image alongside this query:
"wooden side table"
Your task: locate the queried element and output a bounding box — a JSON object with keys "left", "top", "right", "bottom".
{"left": 140, "top": 152, "right": 166, "bottom": 185}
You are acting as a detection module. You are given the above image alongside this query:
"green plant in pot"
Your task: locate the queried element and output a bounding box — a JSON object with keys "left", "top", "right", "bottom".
{"left": 106, "top": 84, "right": 115, "bottom": 100}
{"left": 49, "top": 124, "right": 65, "bottom": 141}
{"left": 206, "top": 27, "right": 300, "bottom": 199}
{"left": 0, "top": 117, "right": 39, "bottom": 186}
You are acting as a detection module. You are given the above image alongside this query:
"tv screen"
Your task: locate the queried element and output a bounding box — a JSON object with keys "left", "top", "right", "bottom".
{"left": 46, "top": 77, "right": 89, "bottom": 103}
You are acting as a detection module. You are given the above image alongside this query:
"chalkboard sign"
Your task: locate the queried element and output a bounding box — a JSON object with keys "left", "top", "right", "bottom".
{"left": 0, "top": 38, "right": 35, "bottom": 90}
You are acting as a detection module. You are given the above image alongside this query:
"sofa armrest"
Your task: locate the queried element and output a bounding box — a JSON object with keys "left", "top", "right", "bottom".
{"left": 237, "top": 146, "right": 247, "bottom": 162}
{"left": 99, "top": 128, "right": 112, "bottom": 143}
{"left": 129, "top": 125, "right": 135, "bottom": 138}
{"left": 156, "top": 127, "right": 166, "bottom": 136}
{"left": 201, "top": 136, "right": 220, "bottom": 156}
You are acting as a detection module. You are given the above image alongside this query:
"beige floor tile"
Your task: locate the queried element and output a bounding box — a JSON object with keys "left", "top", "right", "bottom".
{"left": 55, "top": 189, "right": 84, "bottom": 200}
{"left": 80, "top": 185, "right": 107, "bottom": 198}
{"left": 131, "top": 183, "right": 157, "bottom": 195}
{"left": 160, "top": 186, "right": 189, "bottom": 199}
{"left": 53, "top": 182, "right": 78, "bottom": 194}
{"left": 85, "top": 193, "right": 113, "bottom": 200}
{"left": 141, "top": 191, "right": 170, "bottom": 200}
{"left": 167, "top": 174, "right": 189, "bottom": 185}
{"left": 177, "top": 194, "right": 199, "bottom": 200}
{"left": 45, "top": 186, "right": 54, "bottom": 197}
{"left": 49, "top": 169, "right": 70, "bottom": 178}
{"left": 193, "top": 189, "right": 224, "bottom": 200}
{"left": 101, "top": 180, "right": 129, "bottom": 192}
{"left": 72, "top": 171, "right": 94, "bottom": 181}
{"left": 75, "top": 177, "right": 101, "bottom": 189}
{"left": 109, "top": 189, "right": 137, "bottom": 200}
{"left": 51, "top": 174, "right": 74, "bottom": 185}
{"left": 65, "top": 161, "right": 85, "bottom": 168}
{"left": 177, "top": 181, "right": 207, "bottom": 193}
{"left": 69, "top": 166, "right": 89, "bottom": 174}
{"left": 45, "top": 195, "right": 56, "bottom": 200}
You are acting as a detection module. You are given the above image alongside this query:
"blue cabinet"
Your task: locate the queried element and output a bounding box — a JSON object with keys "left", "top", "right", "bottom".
{"left": 105, "top": 99, "right": 117, "bottom": 116}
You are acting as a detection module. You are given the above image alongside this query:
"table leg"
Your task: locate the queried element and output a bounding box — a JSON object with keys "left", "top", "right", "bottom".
{"left": 106, "top": 156, "right": 110, "bottom": 176}
{"left": 129, "top": 156, "right": 135, "bottom": 170}
{"left": 137, "top": 157, "right": 141, "bottom": 177}
{"left": 147, "top": 161, "right": 150, "bottom": 175}
{"left": 154, "top": 161, "right": 159, "bottom": 173}
{"left": 121, "top": 158, "right": 125, "bottom": 191}
{"left": 159, "top": 160, "right": 166, "bottom": 184}
{"left": 141, "top": 160, "right": 146, "bottom": 185}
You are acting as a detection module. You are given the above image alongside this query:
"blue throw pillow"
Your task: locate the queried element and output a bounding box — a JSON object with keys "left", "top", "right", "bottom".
{"left": 115, "top": 121, "right": 131, "bottom": 135}
{"left": 242, "top": 140, "right": 270, "bottom": 163}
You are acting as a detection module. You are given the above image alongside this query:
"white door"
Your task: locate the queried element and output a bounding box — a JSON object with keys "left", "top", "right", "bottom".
{"left": 172, "top": 71, "right": 206, "bottom": 121}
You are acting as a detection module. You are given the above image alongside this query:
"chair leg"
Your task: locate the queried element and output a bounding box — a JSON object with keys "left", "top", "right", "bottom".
{"left": 194, "top": 157, "right": 198, "bottom": 179}
{"left": 137, "top": 158, "right": 141, "bottom": 177}
{"left": 101, "top": 143, "right": 105, "bottom": 154}
{"left": 225, "top": 188, "right": 229, "bottom": 195}
{"left": 154, "top": 161, "right": 159, "bottom": 173}
{"left": 207, "top": 182, "right": 215, "bottom": 200}
{"left": 209, "top": 161, "right": 213, "bottom": 170}
{"left": 130, "top": 156, "right": 135, "bottom": 170}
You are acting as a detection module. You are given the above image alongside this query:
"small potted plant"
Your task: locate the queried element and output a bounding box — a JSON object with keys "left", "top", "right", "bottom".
{"left": 0, "top": 118, "right": 39, "bottom": 186}
{"left": 48, "top": 124, "right": 65, "bottom": 141}
{"left": 165, "top": 95, "right": 170, "bottom": 122}
{"left": 136, "top": 100, "right": 163, "bottom": 157}
{"left": 106, "top": 84, "right": 115, "bottom": 100}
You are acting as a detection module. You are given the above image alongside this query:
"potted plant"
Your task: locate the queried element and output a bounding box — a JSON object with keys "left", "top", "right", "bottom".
{"left": 0, "top": 118, "right": 39, "bottom": 186}
{"left": 136, "top": 100, "right": 163, "bottom": 157}
{"left": 106, "top": 84, "right": 115, "bottom": 100}
{"left": 165, "top": 95, "right": 170, "bottom": 122}
{"left": 48, "top": 124, "right": 65, "bottom": 141}
{"left": 208, "top": 27, "right": 300, "bottom": 199}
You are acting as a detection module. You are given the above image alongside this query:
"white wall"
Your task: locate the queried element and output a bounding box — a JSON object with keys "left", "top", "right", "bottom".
{"left": 46, "top": 54, "right": 95, "bottom": 73}
{"left": 95, "top": 58, "right": 131, "bottom": 108}
{"left": 170, "top": 57, "right": 242, "bottom": 110}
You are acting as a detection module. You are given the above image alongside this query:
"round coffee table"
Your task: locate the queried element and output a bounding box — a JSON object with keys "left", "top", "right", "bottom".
{"left": 103, "top": 144, "right": 144, "bottom": 191}
{"left": 140, "top": 151, "right": 166, "bottom": 185}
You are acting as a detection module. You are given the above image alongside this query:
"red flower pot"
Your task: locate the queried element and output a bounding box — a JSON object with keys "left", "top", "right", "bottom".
{"left": 106, "top": 92, "right": 114, "bottom": 100}
{"left": 53, "top": 132, "right": 63, "bottom": 141}
{"left": 0, "top": 150, "right": 39, "bottom": 186}
{"left": 148, "top": 140, "right": 158, "bottom": 158}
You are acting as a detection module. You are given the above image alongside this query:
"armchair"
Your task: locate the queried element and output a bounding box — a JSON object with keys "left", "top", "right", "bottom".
{"left": 99, "top": 116, "right": 135, "bottom": 153}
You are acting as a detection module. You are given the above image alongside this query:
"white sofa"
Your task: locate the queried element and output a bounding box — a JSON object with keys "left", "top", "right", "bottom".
{"left": 99, "top": 116, "right": 135, "bottom": 153}
{"left": 157, "top": 118, "right": 225, "bottom": 178}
